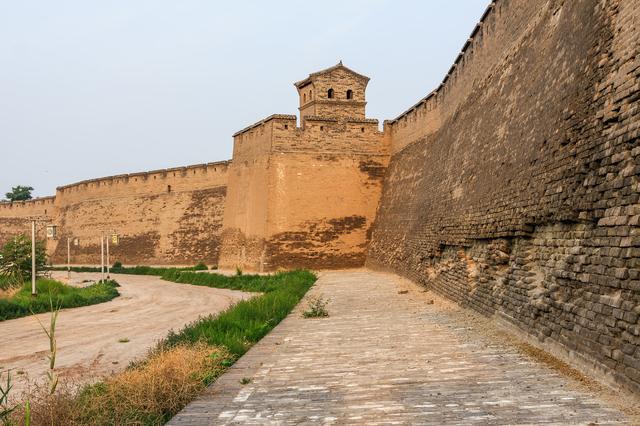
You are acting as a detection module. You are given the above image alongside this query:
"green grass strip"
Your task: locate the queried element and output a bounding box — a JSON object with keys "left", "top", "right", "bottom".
{"left": 48, "top": 264, "right": 208, "bottom": 275}
{"left": 0, "top": 279, "right": 120, "bottom": 321}
{"left": 158, "top": 270, "right": 316, "bottom": 357}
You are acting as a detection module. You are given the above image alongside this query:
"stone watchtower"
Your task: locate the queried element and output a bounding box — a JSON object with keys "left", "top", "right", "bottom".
{"left": 219, "top": 62, "right": 389, "bottom": 272}
{"left": 295, "top": 61, "right": 370, "bottom": 122}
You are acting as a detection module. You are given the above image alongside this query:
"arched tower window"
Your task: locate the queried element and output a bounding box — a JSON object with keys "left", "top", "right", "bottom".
{"left": 346, "top": 89, "right": 353, "bottom": 100}
{"left": 327, "top": 88, "right": 334, "bottom": 99}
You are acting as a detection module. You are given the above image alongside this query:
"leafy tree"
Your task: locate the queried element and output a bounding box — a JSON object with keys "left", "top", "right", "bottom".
{"left": 0, "top": 234, "right": 47, "bottom": 280}
{"left": 5, "top": 186, "right": 34, "bottom": 202}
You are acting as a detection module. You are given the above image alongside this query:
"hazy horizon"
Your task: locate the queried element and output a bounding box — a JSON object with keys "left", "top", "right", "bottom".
{"left": 1, "top": 1, "right": 490, "bottom": 198}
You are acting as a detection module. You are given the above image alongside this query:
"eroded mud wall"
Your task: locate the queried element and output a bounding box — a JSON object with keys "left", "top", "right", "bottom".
{"left": 368, "top": 0, "right": 640, "bottom": 392}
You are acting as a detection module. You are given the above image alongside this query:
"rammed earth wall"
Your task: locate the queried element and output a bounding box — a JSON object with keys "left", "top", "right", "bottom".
{"left": 368, "top": 0, "right": 640, "bottom": 393}
{"left": 0, "top": 163, "right": 229, "bottom": 266}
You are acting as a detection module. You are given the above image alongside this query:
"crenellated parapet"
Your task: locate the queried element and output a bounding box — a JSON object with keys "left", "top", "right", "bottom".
{"left": 0, "top": 196, "right": 56, "bottom": 218}
{"left": 384, "top": 0, "right": 541, "bottom": 153}
{"left": 56, "top": 161, "right": 230, "bottom": 205}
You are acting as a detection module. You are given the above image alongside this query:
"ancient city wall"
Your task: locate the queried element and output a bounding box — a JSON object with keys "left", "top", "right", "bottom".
{"left": 368, "top": 0, "right": 640, "bottom": 393}
{"left": 0, "top": 162, "right": 229, "bottom": 266}
{"left": 52, "top": 161, "right": 230, "bottom": 265}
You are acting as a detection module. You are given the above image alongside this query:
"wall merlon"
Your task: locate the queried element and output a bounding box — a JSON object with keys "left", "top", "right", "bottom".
{"left": 56, "top": 161, "right": 230, "bottom": 194}
{"left": 0, "top": 196, "right": 55, "bottom": 210}
{"left": 232, "top": 114, "right": 297, "bottom": 137}
{"left": 388, "top": 1, "right": 500, "bottom": 127}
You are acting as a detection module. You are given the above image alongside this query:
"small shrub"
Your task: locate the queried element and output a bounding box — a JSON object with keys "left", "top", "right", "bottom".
{"left": 303, "top": 295, "right": 330, "bottom": 318}
{"left": 235, "top": 266, "right": 243, "bottom": 276}
{"left": 0, "top": 258, "right": 23, "bottom": 291}
{"left": 112, "top": 261, "right": 122, "bottom": 269}
{"left": 1, "top": 234, "right": 46, "bottom": 280}
{"left": 240, "top": 377, "right": 251, "bottom": 385}
{"left": 193, "top": 262, "right": 208, "bottom": 271}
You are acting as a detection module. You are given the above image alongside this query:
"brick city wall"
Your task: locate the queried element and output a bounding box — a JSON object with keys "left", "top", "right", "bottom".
{"left": 368, "top": 0, "right": 640, "bottom": 393}
{"left": 219, "top": 112, "right": 387, "bottom": 272}
{"left": 0, "top": 162, "right": 229, "bottom": 266}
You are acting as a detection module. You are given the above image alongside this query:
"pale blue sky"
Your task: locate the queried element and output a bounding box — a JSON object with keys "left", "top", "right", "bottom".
{"left": 1, "top": 1, "right": 489, "bottom": 197}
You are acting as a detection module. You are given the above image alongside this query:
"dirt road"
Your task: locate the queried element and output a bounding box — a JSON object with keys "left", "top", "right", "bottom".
{"left": 0, "top": 272, "right": 252, "bottom": 397}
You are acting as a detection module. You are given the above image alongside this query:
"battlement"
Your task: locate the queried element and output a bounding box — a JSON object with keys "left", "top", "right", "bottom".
{"left": 0, "top": 196, "right": 56, "bottom": 218}
{"left": 384, "top": 0, "right": 539, "bottom": 153}
{"left": 232, "top": 114, "right": 297, "bottom": 138}
{"left": 386, "top": 2, "right": 496, "bottom": 125}
{"left": 55, "top": 161, "right": 230, "bottom": 204}
{"left": 232, "top": 112, "right": 383, "bottom": 158}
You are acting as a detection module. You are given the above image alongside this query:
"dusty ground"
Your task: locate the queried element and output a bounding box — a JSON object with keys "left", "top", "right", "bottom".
{"left": 0, "top": 271, "right": 252, "bottom": 397}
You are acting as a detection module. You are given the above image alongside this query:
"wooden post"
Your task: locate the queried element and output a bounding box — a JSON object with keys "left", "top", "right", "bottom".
{"left": 106, "top": 233, "right": 110, "bottom": 279}
{"left": 31, "top": 220, "right": 37, "bottom": 296}
{"left": 67, "top": 237, "right": 71, "bottom": 280}
{"left": 100, "top": 235, "right": 105, "bottom": 282}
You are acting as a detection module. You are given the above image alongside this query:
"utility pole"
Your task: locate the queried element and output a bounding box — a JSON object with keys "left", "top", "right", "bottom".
{"left": 106, "top": 233, "right": 110, "bottom": 279}
{"left": 31, "top": 220, "right": 37, "bottom": 296}
{"left": 100, "top": 234, "right": 105, "bottom": 282}
{"left": 67, "top": 237, "right": 71, "bottom": 280}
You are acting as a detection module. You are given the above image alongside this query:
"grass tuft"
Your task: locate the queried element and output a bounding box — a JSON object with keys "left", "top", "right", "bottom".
{"left": 303, "top": 295, "right": 330, "bottom": 318}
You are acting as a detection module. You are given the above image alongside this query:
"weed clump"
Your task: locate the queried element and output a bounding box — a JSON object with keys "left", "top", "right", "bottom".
{"left": 303, "top": 295, "right": 330, "bottom": 318}
{"left": 193, "top": 262, "right": 208, "bottom": 271}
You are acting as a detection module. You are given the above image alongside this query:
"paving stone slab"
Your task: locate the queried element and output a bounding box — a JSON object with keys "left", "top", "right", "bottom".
{"left": 169, "top": 270, "right": 630, "bottom": 425}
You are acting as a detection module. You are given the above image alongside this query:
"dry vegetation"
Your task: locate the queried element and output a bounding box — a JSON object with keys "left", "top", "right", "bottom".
{"left": 10, "top": 343, "right": 230, "bottom": 425}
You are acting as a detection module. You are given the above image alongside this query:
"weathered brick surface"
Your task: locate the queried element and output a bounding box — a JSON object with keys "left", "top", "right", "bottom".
{"left": 170, "top": 271, "right": 629, "bottom": 425}
{"left": 368, "top": 0, "right": 640, "bottom": 393}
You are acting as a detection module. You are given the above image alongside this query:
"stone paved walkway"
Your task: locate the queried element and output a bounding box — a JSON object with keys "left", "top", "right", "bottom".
{"left": 169, "top": 270, "right": 629, "bottom": 425}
